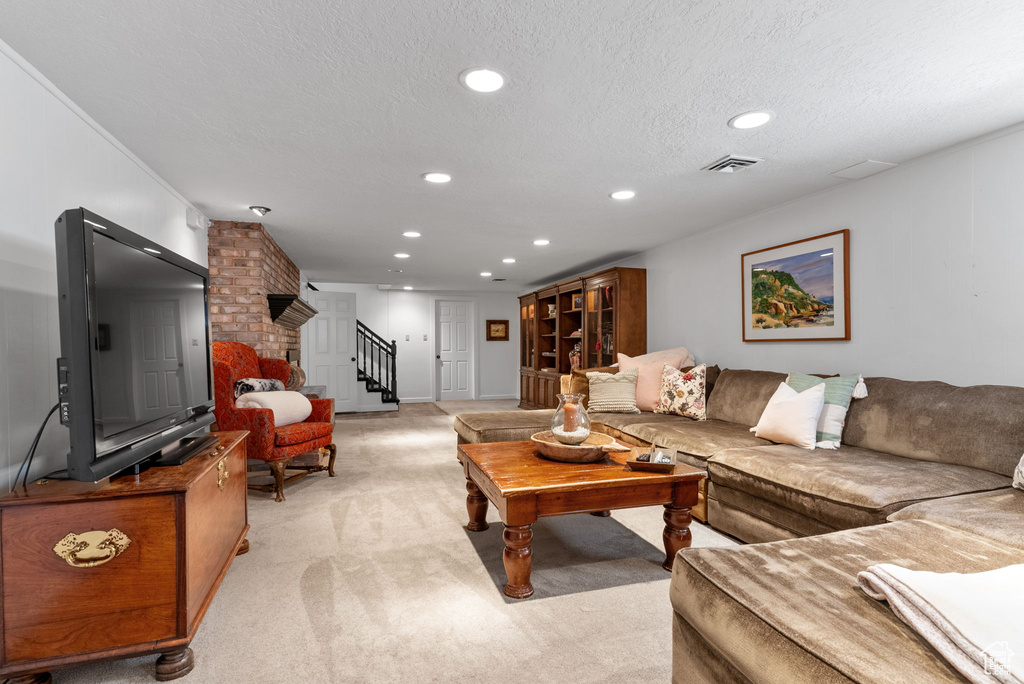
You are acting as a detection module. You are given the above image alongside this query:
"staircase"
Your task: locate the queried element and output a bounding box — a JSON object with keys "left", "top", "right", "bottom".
{"left": 356, "top": 320, "right": 399, "bottom": 404}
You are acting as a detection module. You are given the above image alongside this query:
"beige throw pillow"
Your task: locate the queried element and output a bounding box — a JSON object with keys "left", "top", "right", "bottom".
{"left": 1014, "top": 453, "right": 1024, "bottom": 491}
{"left": 750, "top": 382, "right": 826, "bottom": 450}
{"left": 236, "top": 390, "right": 313, "bottom": 427}
{"left": 655, "top": 363, "right": 707, "bottom": 420}
{"left": 586, "top": 368, "right": 641, "bottom": 414}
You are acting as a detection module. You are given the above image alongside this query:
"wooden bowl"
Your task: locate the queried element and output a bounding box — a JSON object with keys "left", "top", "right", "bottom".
{"left": 530, "top": 431, "right": 631, "bottom": 463}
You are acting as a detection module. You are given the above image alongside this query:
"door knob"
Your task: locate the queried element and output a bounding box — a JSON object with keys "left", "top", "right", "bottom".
{"left": 436, "top": 355, "right": 440, "bottom": 359}
{"left": 350, "top": 357, "right": 356, "bottom": 362}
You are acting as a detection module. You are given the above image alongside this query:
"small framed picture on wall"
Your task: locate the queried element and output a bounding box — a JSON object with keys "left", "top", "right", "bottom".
{"left": 486, "top": 320, "right": 509, "bottom": 341}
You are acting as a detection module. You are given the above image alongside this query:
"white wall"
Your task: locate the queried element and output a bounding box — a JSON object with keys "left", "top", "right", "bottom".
{"left": 0, "top": 40, "right": 204, "bottom": 491}
{"left": 311, "top": 284, "right": 520, "bottom": 403}
{"left": 618, "top": 125, "right": 1024, "bottom": 387}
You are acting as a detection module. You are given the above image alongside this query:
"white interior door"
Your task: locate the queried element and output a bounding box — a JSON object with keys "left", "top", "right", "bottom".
{"left": 130, "top": 299, "right": 187, "bottom": 422}
{"left": 304, "top": 291, "right": 357, "bottom": 413}
{"left": 436, "top": 300, "right": 474, "bottom": 401}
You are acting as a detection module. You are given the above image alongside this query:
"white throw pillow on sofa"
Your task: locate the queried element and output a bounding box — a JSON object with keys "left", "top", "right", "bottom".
{"left": 1014, "top": 453, "right": 1024, "bottom": 491}
{"left": 236, "top": 390, "right": 312, "bottom": 427}
{"left": 750, "top": 382, "right": 826, "bottom": 450}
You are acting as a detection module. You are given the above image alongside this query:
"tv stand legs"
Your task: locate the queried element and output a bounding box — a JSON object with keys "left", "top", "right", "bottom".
{"left": 236, "top": 538, "right": 250, "bottom": 556}
{"left": 155, "top": 646, "right": 194, "bottom": 681}
{"left": 8, "top": 673, "right": 51, "bottom": 684}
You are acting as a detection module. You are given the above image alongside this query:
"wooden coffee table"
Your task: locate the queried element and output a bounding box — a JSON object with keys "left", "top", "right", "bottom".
{"left": 457, "top": 440, "right": 705, "bottom": 599}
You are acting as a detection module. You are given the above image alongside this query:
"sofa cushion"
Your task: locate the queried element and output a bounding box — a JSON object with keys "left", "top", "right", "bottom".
{"left": 274, "top": 421, "right": 333, "bottom": 446}
{"left": 888, "top": 488, "right": 1023, "bottom": 550}
{"left": 617, "top": 420, "right": 773, "bottom": 468}
{"left": 708, "top": 444, "right": 1011, "bottom": 529}
{"left": 707, "top": 482, "right": 838, "bottom": 541}
{"left": 618, "top": 347, "right": 694, "bottom": 411}
{"left": 567, "top": 365, "right": 617, "bottom": 408}
{"left": 453, "top": 410, "right": 554, "bottom": 444}
{"left": 843, "top": 377, "right": 1024, "bottom": 477}
{"left": 670, "top": 520, "right": 1024, "bottom": 684}
{"left": 706, "top": 369, "right": 787, "bottom": 426}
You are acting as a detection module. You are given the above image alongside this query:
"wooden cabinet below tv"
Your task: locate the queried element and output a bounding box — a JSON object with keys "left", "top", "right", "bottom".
{"left": 518, "top": 267, "right": 646, "bottom": 409}
{"left": 0, "top": 431, "right": 250, "bottom": 683}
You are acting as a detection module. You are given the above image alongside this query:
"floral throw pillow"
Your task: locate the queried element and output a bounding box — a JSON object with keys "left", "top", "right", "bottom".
{"left": 655, "top": 363, "right": 707, "bottom": 420}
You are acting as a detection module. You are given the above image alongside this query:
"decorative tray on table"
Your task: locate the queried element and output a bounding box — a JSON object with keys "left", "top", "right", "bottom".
{"left": 530, "top": 431, "right": 631, "bottom": 463}
{"left": 625, "top": 447, "right": 677, "bottom": 473}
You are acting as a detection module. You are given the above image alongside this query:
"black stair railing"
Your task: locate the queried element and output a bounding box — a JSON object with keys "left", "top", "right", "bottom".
{"left": 355, "top": 320, "right": 399, "bottom": 404}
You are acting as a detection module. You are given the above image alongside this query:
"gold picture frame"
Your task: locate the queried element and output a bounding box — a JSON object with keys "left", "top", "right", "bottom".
{"left": 486, "top": 320, "right": 509, "bottom": 341}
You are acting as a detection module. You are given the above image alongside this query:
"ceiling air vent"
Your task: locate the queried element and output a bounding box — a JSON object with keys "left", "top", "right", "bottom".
{"left": 702, "top": 155, "right": 764, "bottom": 173}
{"left": 491, "top": 278, "right": 506, "bottom": 282}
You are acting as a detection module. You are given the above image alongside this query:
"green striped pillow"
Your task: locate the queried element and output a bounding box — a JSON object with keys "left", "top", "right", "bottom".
{"left": 785, "top": 373, "right": 859, "bottom": 449}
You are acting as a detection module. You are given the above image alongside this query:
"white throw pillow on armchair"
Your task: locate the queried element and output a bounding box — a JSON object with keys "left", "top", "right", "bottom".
{"left": 236, "top": 390, "right": 313, "bottom": 427}
{"left": 750, "top": 382, "right": 826, "bottom": 450}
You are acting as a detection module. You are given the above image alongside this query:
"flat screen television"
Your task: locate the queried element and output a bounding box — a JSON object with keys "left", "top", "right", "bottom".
{"left": 55, "top": 208, "right": 216, "bottom": 482}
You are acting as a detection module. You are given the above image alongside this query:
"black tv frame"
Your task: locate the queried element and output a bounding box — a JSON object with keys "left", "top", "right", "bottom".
{"left": 55, "top": 208, "right": 215, "bottom": 482}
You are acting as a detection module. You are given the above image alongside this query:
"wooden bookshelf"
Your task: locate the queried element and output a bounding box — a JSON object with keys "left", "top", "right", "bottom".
{"left": 518, "top": 267, "right": 646, "bottom": 409}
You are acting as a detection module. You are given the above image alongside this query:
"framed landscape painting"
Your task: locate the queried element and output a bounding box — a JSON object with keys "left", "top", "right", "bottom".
{"left": 741, "top": 229, "right": 850, "bottom": 342}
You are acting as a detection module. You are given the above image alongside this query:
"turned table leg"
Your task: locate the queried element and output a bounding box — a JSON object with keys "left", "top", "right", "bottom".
{"left": 503, "top": 524, "right": 534, "bottom": 599}
{"left": 8, "top": 673, "right": 52, "bottom": 684}
{"left": 465, "top": 479, "right": 489, "bottom": 531}
{"left": 155, "top": 646, "right": 194, "bottom": 681}
{"left": 662, "top": 504, "right": 693, "bottom": 571}
{"left": 326, "top": 443, "right": 337, "bottom": 477}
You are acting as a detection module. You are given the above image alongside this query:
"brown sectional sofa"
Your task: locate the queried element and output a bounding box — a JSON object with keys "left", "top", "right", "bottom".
{"left": 454, "top": 368, "right": 1024, "bottom": 683}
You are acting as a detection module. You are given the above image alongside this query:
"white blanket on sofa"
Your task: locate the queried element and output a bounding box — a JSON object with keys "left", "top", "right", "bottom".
{"left": 858, "top": 563, "right": 1024, "bottom": 684}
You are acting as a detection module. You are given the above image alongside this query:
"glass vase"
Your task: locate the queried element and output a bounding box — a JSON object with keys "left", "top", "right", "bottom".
{"left": 551, "top": 393, "right": 591, "bottom": 445}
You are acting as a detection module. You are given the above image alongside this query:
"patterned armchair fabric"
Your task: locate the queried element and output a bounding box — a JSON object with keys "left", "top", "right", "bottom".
{"left": 212, "top": 341, "right": 335, "bottom": 463}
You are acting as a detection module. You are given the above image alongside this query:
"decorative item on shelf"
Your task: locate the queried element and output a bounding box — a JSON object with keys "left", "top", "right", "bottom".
{"left": 547, "top": 303, "right": 557, "bottom": 317}
{"left": 486, "top": 319, "right": 509, "bottom": 341}
{"left": 569, "top": 328, "right": 582, "bottom": 338}
{"left": 569, "top": 343, "right": 582, "bottom": 370}
{"left": 604, "top": 286, "right": 614, "bottom": 308}
{"left": 572, "top": 293, "right": 583, "bottom": 310}
{"left": 550, "top": 393, "right": 591, "bottom": 445}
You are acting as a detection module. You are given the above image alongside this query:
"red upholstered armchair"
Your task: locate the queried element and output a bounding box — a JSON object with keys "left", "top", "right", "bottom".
{"left": 211, "top": 341, "right": 336, "bottom": 502}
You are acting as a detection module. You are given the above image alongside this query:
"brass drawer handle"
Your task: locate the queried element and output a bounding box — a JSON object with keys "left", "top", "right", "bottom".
{"left": 217, "top": 457, "right": 229, "bottom": 490}
{"left": 53, "top": 529, "right": 131, "bottom": 568}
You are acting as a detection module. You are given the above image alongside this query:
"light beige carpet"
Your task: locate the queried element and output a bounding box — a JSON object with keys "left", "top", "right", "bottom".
{"left": 54, "top": 402, "right": 736, "bottom": 684}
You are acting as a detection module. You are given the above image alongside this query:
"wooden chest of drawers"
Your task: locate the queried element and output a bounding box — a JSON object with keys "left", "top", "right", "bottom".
{"left": 0, "top": 431, "right": 249, "bottom": 683}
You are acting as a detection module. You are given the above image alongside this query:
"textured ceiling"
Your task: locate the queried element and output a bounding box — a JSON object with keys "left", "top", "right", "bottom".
{"left": 3, "top": 0, "right": 1024, "bottom": 291}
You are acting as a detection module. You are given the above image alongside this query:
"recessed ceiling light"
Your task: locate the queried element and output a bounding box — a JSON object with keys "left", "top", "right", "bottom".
{"left": 610, "top": 190, "right": 635, "bottom": 200}
{"left": 403, "top": 286, "right": 413, "bottom": 290}
{"left": 402, "top": 231, "right": 421, "bottom": 238}
{"left": 388, "top": 269, "right": 403, "bottom": 273}
{"left": 394, "top": 253, "right": 410, "bottom": 259}
{"left": 249, "top": 206, "right": 270, "bottom": 216}
{"left": 459, "top": 67, "right": 505, "bottom": 93}
{"left": 480, "top": 271, "right": 492, "bottom": 277}
{"left": 143, "top": 247, "right": 161, "bottom": 254}
{"left": 533, "top": 239, "right": 550, "bottom": 246}
{"left": 502, "top": 258, "right": 516, "bottom": 263}
{"left": 422, "top": 172, "right": 451, "bottom": 183}
{"left": 728, "top": 111, "right": 773, "bottom": 129}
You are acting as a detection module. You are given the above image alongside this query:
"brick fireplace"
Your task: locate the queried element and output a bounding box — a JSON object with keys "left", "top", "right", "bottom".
{"left": 207, "top": 221, "right": 301, "bottom": 360}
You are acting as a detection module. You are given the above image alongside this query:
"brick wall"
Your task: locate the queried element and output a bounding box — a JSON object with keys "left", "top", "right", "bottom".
{"left": 207, "top": 221, "right": 301, "bottom": 360}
